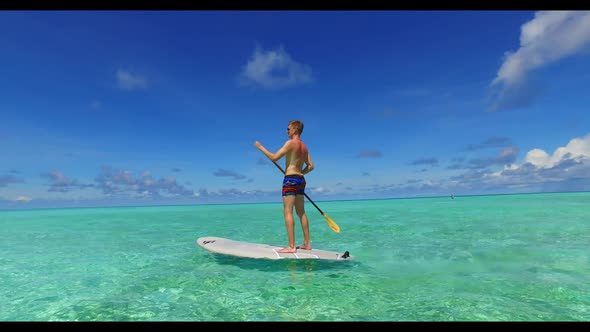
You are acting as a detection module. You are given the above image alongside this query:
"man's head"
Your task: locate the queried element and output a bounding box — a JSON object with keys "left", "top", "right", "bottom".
{"left": 287, "top": 120, "right": 304, "bottom": 136}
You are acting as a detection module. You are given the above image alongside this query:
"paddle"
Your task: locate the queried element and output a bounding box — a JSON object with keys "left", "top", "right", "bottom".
{"left": 270, "top": 160, "right": 340, "bottom": 233}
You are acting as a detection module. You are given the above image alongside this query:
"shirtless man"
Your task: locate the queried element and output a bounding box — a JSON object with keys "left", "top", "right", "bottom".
{"left": 254, "top": 120, "right": 314, "bottom": 253}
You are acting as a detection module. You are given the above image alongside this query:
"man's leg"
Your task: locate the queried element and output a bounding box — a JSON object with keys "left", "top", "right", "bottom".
{"left": 295, "top": 194, "right": 311, "bottom": 250}
{"left": 278, "top": 195, "right": 297, "bottom": 253}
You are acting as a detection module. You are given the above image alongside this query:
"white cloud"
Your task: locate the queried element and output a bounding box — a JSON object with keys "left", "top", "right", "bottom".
{"left": 117, "top": 69, "right": 148, "bottom": 90}
{"left": 524, "top": 148, "right": 551, "bottom": 167}
{"left": 431, "top": 132, "right": 590, "bottom": 196}
{"left": 311, "top": 186, "right": 334, "bottom": 194}
{"left": 494, "top": 11, "right": 590, "bottom": 86}
{"left": 524, "top": 132, "right": 590, "bottom": 168}
{"left": 239, "top": 45, "right": 313, "bottom": 89}
{"left": 479, "top": 132, "right": 590, "bottom": 189}
{"left": 490, "top": 11, "right": 590, "bottom": 111}
{"left": 15, "top": 196, "right": 32, "bottom": 202}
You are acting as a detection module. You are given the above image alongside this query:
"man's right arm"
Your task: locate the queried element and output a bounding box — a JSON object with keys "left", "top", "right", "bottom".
{"left": 302, "top": 153, "right": 314, "bottom": 175}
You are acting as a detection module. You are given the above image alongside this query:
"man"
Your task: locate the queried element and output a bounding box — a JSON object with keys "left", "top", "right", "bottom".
{"left": 254, "top": 120, "right": 314, "bottom": 253}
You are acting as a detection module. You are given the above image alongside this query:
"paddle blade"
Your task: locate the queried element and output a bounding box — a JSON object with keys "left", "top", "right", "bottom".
{"left": 323, "top": 213, "right": 340, "bottom": 233}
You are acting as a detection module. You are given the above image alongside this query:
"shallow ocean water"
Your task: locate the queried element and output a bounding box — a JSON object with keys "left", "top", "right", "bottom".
{"left": 1, "top": 192, "right": 588, "bottom": 321}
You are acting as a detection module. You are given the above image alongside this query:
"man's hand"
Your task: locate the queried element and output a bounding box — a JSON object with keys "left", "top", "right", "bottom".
{"left": 254, "top": 141, "right": 262, "bottom": 149}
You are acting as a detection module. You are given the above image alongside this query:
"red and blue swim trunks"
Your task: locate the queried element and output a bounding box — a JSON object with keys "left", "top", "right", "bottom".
{"left": 282, "top": 174, "right": 306, "bottom": 196}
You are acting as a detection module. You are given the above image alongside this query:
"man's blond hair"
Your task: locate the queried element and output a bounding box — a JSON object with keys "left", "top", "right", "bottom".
{"left": 289, "top": 120, "right": 304, "bottom": 135}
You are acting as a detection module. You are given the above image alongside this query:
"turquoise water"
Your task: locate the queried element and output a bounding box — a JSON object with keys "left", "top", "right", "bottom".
{"left": 1, "top": 192, "right": 589, "bottom": 321}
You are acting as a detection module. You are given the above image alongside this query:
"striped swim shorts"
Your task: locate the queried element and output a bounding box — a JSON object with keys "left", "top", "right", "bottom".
{"left": 282, "top": 174, "right": 306, "bottom": 196}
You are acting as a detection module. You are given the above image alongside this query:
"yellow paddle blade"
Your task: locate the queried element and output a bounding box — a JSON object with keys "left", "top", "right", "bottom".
{"left": 323, "top": 213, "right": 340, "bottom": 233}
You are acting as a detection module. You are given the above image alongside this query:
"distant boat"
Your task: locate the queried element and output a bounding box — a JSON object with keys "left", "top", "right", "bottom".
{"left": 451, "top": 194, "right": 455, "bottom": 199}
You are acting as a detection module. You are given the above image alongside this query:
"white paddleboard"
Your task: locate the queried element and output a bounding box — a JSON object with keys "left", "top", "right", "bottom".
{"left": 196, "top": 236, "right": 354, "bottom": 261}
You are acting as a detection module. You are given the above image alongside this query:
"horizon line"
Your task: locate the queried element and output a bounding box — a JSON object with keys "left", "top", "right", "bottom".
{"left": 1, "top": 189, "right": 588, "bottom": 212}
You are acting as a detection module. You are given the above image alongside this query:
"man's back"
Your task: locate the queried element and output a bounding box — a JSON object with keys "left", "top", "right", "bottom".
{"left": 285, "top": 139, "right": 309, "bottom": 176}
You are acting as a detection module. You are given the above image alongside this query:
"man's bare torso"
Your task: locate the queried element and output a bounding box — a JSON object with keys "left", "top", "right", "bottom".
{"left": 285, "top": 139, "right": 308, "bottom": 176}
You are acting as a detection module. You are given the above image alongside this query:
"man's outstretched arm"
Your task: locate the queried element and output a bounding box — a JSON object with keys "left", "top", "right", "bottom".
{"left": 254, "top": 140, "right": 291, "bottom": 162}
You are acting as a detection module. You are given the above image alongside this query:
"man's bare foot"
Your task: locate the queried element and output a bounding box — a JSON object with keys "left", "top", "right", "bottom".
{"left": 296, "top": 244, "right": 312, "bottom": 250}
{"left": 278, "top": 247, "right": 297, "bottom": 253}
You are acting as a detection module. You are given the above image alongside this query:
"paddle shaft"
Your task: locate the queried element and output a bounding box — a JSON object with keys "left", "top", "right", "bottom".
{"left": 271, "top": 160, "right": 325, "bottom": 216}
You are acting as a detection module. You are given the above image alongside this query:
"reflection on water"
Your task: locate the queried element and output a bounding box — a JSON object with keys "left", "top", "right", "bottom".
{"left": 207, "top": 252, "right": 359, "bottom": 273}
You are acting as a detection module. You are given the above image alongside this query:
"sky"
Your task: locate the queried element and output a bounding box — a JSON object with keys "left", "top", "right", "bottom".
{"left": 1, "top": 10, "right": 590, "bottom": 209}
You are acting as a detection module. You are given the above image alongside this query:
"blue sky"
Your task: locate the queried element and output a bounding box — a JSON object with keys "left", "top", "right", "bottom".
{"left": 2, "top": 10, "right": 590, "bottom": 209}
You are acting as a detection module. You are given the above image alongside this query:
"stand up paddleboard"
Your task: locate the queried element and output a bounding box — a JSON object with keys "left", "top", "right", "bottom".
{"left": 197, "top": 236, "right": 354, "bottom": 261}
